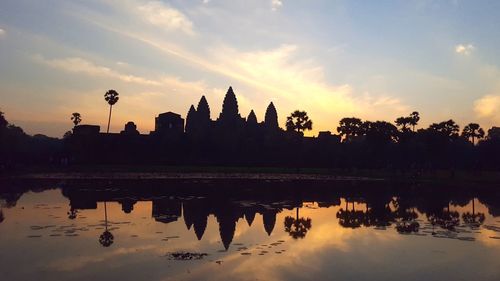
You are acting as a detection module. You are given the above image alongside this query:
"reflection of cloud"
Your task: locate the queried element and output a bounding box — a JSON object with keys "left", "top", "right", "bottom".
{"left": 474, "top": 94, "right": 500, "bottom": 123}
{"left": 45, "top": 245, "right": 159, "bottom": 271}
{"left": 455, "top": 44, "right": 475, "bottom": 55}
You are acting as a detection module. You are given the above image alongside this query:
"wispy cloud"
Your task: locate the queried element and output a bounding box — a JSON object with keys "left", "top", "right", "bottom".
{"left": 33, "top": 54, "right": 162, "bottom": 86}
{"left": 455, "top": 43, "right": 475, "bottom": 55}
{"left": 0, "top": 27, "right": 6, "bottom": 38}
{"left": 271, "top": 0, "right": 283, "bottom": 11}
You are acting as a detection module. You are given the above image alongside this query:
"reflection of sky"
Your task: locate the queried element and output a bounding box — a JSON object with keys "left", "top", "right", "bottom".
{"left": 1, "top": 1, "right": 500, "bottom": 137}
{"left": 0, "top": 190, "right": 499, "bottom": 281}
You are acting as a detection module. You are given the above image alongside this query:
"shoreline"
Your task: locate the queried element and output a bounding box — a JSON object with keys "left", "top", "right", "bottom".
{"left": 0, "top": 166, "right": 499, "bottom": 185}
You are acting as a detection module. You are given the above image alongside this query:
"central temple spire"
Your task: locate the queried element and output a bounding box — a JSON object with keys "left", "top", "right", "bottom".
{"left": 218, "top": 86, "right": 240, "bottom": 121}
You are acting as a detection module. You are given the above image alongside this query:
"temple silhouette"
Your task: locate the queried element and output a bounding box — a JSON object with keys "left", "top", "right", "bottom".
{"left": 66, "top": 86, "right": 339, "bottom": 165}
{"left": 1, "top": 86, "right": 500, "bottom": 170}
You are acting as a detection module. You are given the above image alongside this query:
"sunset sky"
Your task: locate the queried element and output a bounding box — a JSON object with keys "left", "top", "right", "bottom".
{"left": 1, "top": 0, "right": 500, "bottom": 137}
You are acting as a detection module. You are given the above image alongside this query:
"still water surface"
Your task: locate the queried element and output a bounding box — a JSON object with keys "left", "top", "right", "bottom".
{"left": 0, "top": 179, "right": 499, "bottom": 281}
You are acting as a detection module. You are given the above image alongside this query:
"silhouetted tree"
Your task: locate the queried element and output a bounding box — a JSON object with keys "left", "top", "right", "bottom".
{"left": 104, "top": 89, "right": 119, "bottom": 133}
{"left": 264, "top": 102, "right": 279, "bottom": 129}
{"left": 429, "top": 119, "right": 460, "bottom": 139}
{"left": 487, "top": 127, "right": 500, "bottom": 140}
{"left": 71, "top": 112, "right": 82, "bottom": 128}
{"left": 337, "top": 117, "right": 364, "bottom": 142}
{"left": 462, "top": 123, "right": 485, "bottom": 144}
{"left": 63, "top": 130, "right": 72, "bottom": 140}
{"left": 395, "top": 116, "right": 412, "bottom": 133}
{"left": 409, "top": 111, "right": 420, "bottom": 132}
{"left": 286, "top": 110, "right": 312, "bottom": 135}
{"left": 364, "top": 121, "right": 398, "bottom": 144}
{"left": 0, "top": 111, "right": 7, "bottom": 129}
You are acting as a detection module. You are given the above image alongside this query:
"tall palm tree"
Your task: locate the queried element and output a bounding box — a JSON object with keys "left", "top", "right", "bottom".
{"left": 104, "top": 90, "right": 119, "bottom": 133}
{"left": 70, "top": 112, "right": 82, "bottom": 128}
{"left": 409, "top": 111, "right": 420, "bottom": 132}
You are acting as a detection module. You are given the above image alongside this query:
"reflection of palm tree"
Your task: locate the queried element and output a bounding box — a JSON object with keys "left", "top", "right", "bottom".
{"left": 99, "top": 201, "right": 114, "bottom": 247}
{"left": 336, "top": 199, "right": 364, "bottom": 228}
{"left": 67, "top": 207, "right": 78, "bottom": 220}
{"left": 462, "top": 198, "right": 485, "bottom": 227}
{"left": 427, "top": 203, "right": 459, "bottom": 231}
{"left": 284, "top": 207, "right": 312, "bottom": 239}
{"left": 393, "top": 198, "right": 419, "bottom": 233}
{"left": 363, "top": 199, "right": 395, "bottom": 228}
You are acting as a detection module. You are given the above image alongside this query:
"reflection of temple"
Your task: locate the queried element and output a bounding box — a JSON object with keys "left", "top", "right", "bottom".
{"left": 2, "top": 181, "right": 500, "bottom": 246}
{"left": 152, "top": 199, "right": 182, "bottom": 223}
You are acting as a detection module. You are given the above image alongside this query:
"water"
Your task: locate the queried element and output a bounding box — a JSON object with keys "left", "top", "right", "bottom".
{"left": 0, "top": 179, "right": 499, "bottom": 281}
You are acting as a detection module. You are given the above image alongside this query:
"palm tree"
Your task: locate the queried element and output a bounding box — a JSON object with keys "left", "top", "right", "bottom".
{"left": 104, "top": 90, "right": 119, "bottom": 133}
{"left": 70, "top": 112, "right": 82, "bottom": 128}
{"left": 409, "top": 111, "right": 420, "bottom": 132}
{"left": 462, "top": 123, "right": 485, "bottom": 144}
{"left": 286, "top": 110, "right": 312, "bottom": 135}
{"left": 99, "top": 201, "right": 114, "bottom": 247}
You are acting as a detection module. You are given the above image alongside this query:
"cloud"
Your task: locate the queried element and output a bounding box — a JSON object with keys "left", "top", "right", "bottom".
{"left": 136, "top": 1, "right": 194, "bottom": 35}
{"left": 69, "top": 7, "right": 412, "bottom": 135}
{"left": 455, "top": 43, "right": 475, "bottom": 55}
{"left": 33, "top": 55, "right": 162, "bottom": 86}
{"left": 474, "top": 94, "right": 500, "bottom": 123}
{"left": 206, "top": 44, "right": 409, "bottom": 133}
{"left": 271, "top": 0, "right": 283, "bottom": 11}
{"left": 0, "top": 28, "right": 5, "bottom": 38}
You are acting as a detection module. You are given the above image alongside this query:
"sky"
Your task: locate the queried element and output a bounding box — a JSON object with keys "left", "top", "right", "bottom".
{"left": 1, "top": 0, "right": 500, "bottom": 137}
